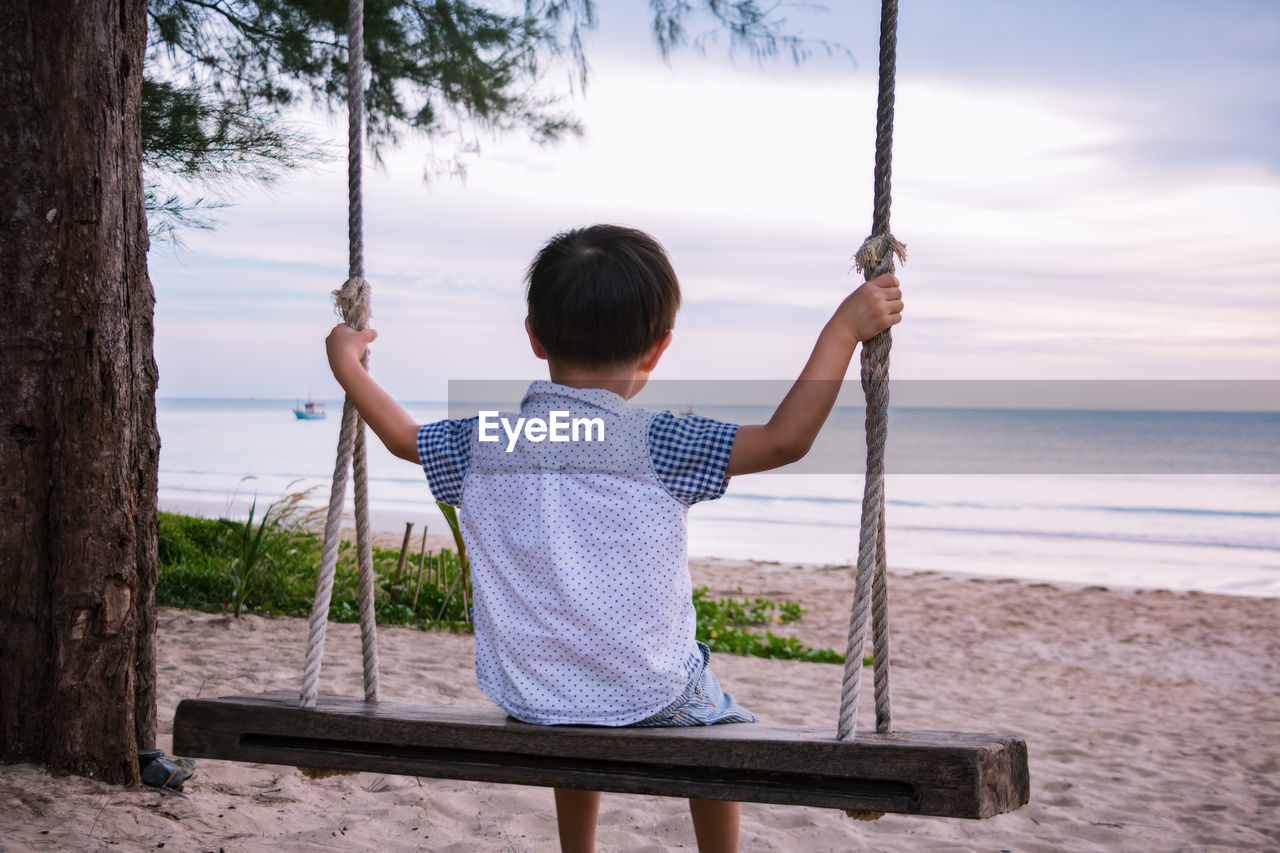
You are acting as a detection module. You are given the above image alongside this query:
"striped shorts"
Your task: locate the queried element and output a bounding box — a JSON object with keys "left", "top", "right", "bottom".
{"left": 631, "top": 642, "right": 758, "bottom": 727}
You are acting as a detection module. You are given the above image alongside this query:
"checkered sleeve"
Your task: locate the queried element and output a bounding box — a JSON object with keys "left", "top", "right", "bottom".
{"left": 648, "top": 412, "right": 739, "bottom": 506}
{"left": 417, "top": 417, "right": 477, "bottom": 506}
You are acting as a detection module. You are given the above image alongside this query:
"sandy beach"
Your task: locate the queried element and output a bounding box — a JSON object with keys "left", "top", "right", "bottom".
{"left": 1, "top": 556, "right": 1277, "bottom": 852}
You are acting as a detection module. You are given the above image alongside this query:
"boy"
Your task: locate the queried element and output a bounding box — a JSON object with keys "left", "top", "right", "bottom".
{"left": 326, "top": 224, "right": 903, "bottom": 853}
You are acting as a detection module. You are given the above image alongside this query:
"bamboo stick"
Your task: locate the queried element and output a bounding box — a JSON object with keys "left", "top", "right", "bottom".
{"left": 411, "top": 527, "right": 428, "bottom": 610}
{"left": 393, "top": 521, "right": 413, "bottom": 585}
{"left": 436, "top": 561, "right": 462, "bottom": 622}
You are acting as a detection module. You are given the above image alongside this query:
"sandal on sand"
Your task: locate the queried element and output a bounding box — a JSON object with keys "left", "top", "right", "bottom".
{"left": 138, "top": 750, "right": 196, "bottom": 791}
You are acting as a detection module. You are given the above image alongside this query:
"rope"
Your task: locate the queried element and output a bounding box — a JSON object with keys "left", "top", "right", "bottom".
{"left": 299, "top": 0, "right": 381, "bottom": 708}
{"left": 352, "top": 424, "right": 381, "bottom": 701}
{"left": 300, "top": 398, "right": 359, "bottom": 706}
{"left": 838, "top": 0, "right": 904, "bottom": 744}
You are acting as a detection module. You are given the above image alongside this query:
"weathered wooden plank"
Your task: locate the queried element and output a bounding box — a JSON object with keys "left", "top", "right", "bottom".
{"left": 174, "top": 692, "right": 1029, "bottom": 818}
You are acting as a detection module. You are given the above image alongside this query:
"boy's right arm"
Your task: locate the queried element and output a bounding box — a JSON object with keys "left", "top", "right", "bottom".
{"left": 725, "top": 273, "right": 902, "bottom": 477}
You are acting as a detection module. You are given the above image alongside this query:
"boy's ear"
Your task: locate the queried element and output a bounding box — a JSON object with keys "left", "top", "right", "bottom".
{"left": 638, "top": 331, "right": 673, "bottom": 373}
{"left": 524, "top": 317, "right": 548, "bottom": 360}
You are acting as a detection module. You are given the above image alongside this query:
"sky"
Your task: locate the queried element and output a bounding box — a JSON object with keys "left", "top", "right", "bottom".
{"left": 148, "top": 0, "right": 1280, "bottom": 403}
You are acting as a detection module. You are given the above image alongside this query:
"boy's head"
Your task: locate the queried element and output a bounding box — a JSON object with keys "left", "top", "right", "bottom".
{"left": 525, "top": 225, "right": 681, "bottom": 369}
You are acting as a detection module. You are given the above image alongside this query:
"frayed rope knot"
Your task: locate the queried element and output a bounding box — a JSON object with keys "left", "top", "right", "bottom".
{"left": 333, "top": 276, "right": 371, "bottom": 330}
{"left": 853, "top": 232, "right": 907, "bottom": 278}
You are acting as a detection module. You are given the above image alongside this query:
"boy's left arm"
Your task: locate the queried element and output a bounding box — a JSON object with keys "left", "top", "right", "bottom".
{"left": 325, "top": 324, "right": 422, "bottom": 463}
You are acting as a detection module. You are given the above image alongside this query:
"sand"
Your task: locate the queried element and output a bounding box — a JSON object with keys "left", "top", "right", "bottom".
{"left": 1, "top": 558, "right": 1277, "bottom": 852}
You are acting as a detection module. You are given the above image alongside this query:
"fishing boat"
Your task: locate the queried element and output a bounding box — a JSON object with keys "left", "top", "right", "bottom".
{"left": 293, "top": 400, "right": 326, "bottom": 420}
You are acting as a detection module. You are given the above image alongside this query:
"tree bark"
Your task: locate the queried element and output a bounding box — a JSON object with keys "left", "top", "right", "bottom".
{"left": 0, "top": 0, "right": 157, "bottom": 784}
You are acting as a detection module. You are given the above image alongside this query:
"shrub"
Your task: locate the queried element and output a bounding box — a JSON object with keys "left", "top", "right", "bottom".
{"left": 693, "top": 587, "right": 844, "bottom": 664}
{"left": 158, "top": 512, "right": 844, "bottom": 662}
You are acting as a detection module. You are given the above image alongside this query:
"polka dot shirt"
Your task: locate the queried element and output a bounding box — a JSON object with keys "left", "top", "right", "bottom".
{"left": 417, "top": 380, "right": 737, "bottom": 725}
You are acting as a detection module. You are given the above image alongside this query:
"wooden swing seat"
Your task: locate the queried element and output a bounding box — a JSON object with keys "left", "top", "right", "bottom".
{"left": 173, "top": 691, "right": 1029, "bottom": 818}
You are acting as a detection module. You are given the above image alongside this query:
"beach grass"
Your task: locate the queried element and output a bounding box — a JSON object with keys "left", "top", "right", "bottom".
{"left": 693, "top": 587, "right": 845, "bottom": 664}
{"left": 157, "top": 510, "right": 846, "bottom": 663}
{"left": 157, "top": 511, "right": 473, "bottom": 628}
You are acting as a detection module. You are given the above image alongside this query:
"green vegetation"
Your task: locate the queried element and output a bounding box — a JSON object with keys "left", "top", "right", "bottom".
{"left": 158, "top": 510, "right": 845, "bottom": 662}
{"left": 157, "top": 511, "right": 474, "bottom": 629}
{"left": 221, "top": 486, "right": 321, "bottom": 616}
{"left": 693, "top": 587, "right": 845, "bottom": 664}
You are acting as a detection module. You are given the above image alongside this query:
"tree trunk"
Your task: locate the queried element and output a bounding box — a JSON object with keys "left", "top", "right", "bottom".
{"left": 0, "top": 0, "right": 157, "bottom": 785}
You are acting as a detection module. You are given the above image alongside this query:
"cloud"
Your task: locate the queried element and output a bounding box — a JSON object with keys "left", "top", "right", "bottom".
{"left": 149, "top": 15, "right": 1280, "bottom": 397}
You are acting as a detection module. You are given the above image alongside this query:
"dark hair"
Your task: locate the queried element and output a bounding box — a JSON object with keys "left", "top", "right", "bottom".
{"left": 525, "top": 224, "right": 681, "bottom": 367}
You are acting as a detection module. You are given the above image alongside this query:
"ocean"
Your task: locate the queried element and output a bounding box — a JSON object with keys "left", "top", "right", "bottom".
{"left": 157, "top": 398, "right": 1280, "bottom": 598}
